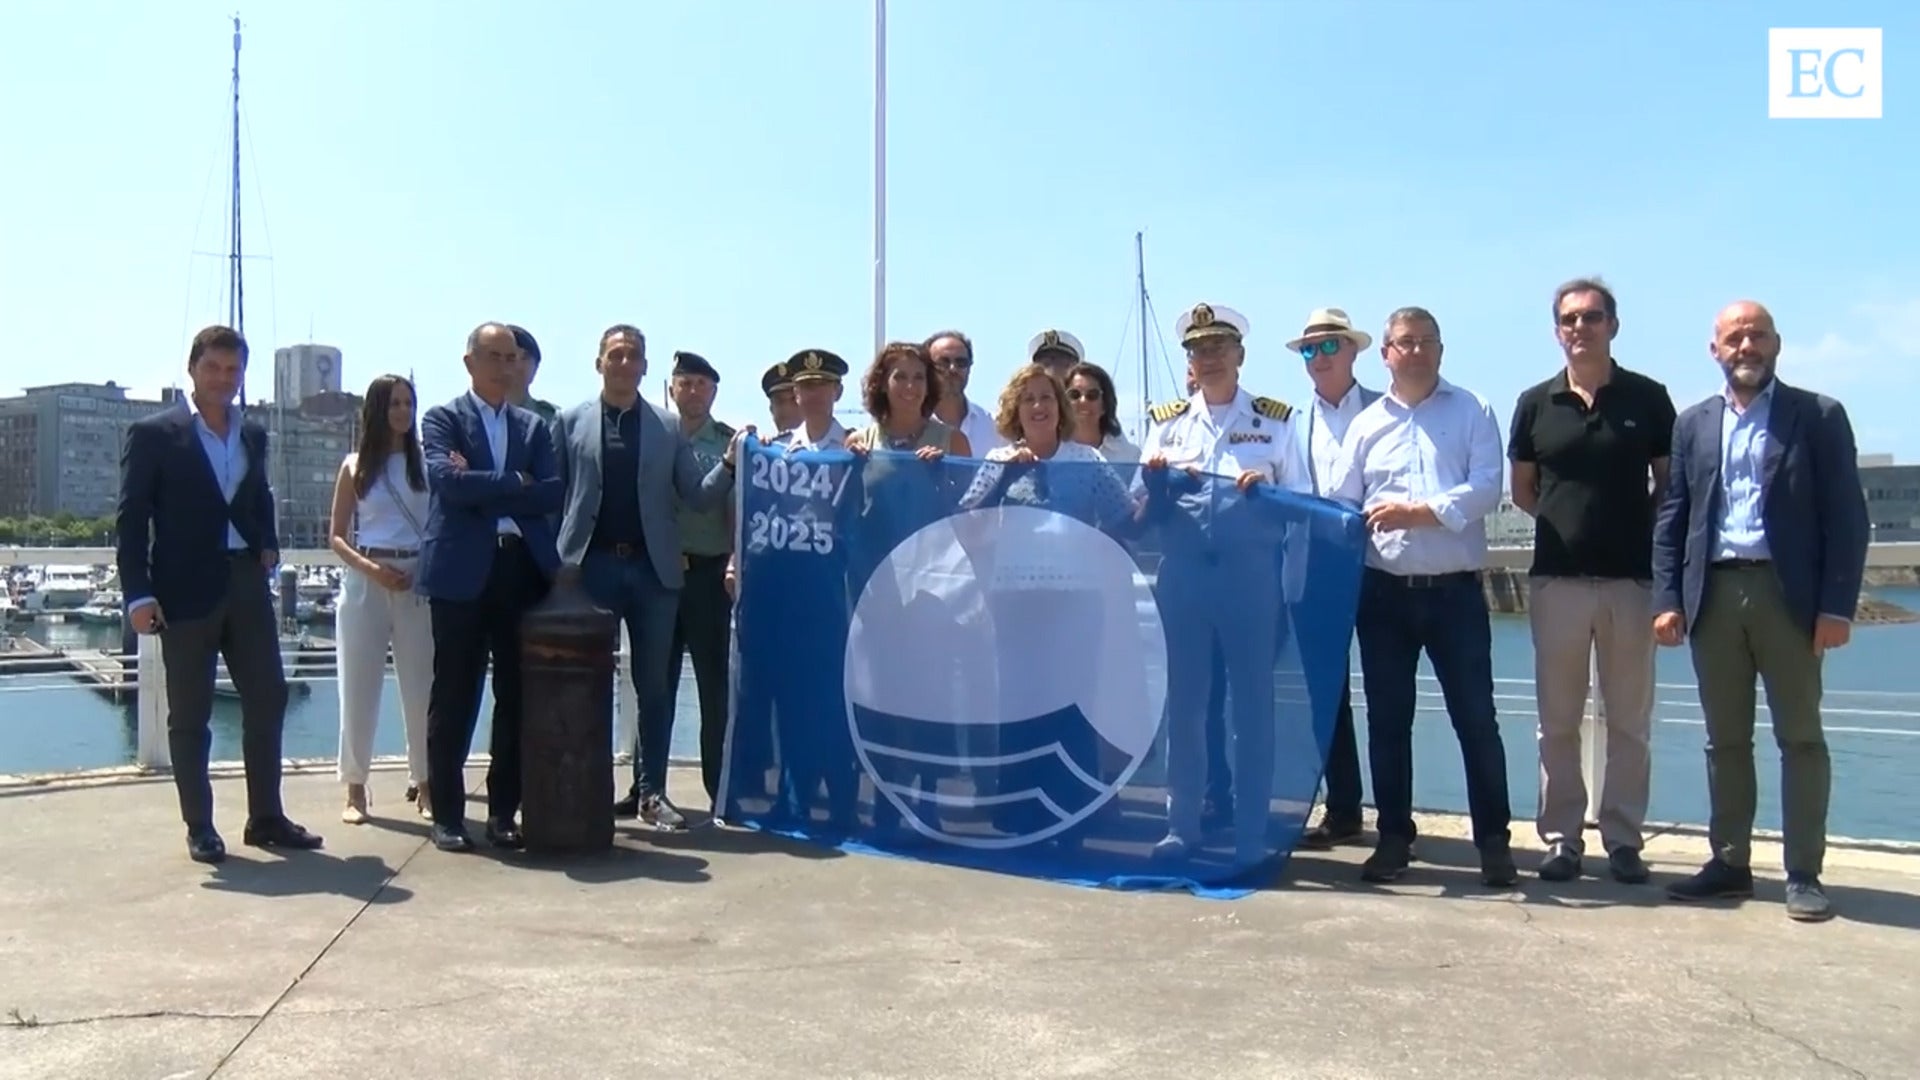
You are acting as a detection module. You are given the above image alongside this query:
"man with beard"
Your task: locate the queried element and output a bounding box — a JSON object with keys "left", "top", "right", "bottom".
{"left": 926, "top": 329, "right": 1005, "bottom": 454}
{"left": 1653, "top": 300, "right": 1868, "bottom": 921}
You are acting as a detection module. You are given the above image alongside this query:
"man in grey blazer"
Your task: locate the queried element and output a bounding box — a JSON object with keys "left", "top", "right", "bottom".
{"left": 553, "top": 324, "right": 744, "bottom": 829}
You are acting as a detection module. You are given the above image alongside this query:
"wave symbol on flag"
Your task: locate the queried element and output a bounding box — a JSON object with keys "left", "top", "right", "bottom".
{"left": 843, "top": 506, "right": 1169, "bottom": 849}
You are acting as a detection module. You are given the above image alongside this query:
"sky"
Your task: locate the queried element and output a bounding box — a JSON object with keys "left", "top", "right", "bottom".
{"left": 3, "top": 0, "right": 1917, "bottom": 457}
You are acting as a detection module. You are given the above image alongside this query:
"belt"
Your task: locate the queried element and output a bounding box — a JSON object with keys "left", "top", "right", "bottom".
{"left": 359, "top": 546, "right": 417, "bottom": 559}
{"left": 1372, "top": 568, "right": 1477, "bottom": 588}
{"left": 591, "top": 541, "right": 645, "bottom": 559}
{"left": 1712, "top": 557, "right": 1770, "bottom": 569}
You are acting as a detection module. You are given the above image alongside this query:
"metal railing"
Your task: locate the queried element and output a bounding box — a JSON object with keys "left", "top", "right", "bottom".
{"left": 7, "top": 545, "right": 1920, "bottom": 827}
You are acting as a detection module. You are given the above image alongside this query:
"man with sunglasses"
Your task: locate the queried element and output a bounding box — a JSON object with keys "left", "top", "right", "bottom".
{"left": 1285, "top": 308, "right": 1382, "bottom": 851}
{"left": 926, "top": 329, "right": 1005, "bottom": 454}
{"left": 1508, "top": 278, "right": 1677, "bottom": 885}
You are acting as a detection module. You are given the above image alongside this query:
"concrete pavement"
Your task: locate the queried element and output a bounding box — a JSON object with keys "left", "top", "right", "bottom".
{"left": 2, "top": 762, "right": 1916, "bottom": 1079}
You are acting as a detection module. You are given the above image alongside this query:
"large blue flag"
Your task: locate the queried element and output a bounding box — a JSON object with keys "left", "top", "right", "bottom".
{"left": 721, "top": 436, "right": 1366, "bottom": 896}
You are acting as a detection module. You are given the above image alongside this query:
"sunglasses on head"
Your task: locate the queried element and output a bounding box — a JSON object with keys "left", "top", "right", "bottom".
{"left": 1298, "top": 338, "right": 1342, "bottom": 360}
{"left": 1067, "top": 387, "right": 1102, "bottom": 402}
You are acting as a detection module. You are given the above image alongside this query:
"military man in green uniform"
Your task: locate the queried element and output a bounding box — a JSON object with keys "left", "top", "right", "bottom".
{"left": 508, "top": 324, "right": 559, "bottom": 422}
{"left": 667, "top": 350, "right": 737, "bottom": 804}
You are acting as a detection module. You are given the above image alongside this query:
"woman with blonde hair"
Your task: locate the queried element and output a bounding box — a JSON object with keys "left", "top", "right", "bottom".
{"left": 328, "top": 374, "right": 434, "bottom": 823}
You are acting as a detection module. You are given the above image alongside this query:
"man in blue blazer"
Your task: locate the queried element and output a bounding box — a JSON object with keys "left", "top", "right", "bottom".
{"left": 1652, "top": 300, "right": 1869, "bottom": 921}
{"left": 418, "top": 322, "right": 566, "bottom": 852}
{"left": 117, "top": 325, "right": 323, "bottom": 862}
{"left": 553, "top": 324, "right": 741, "bottom": 829}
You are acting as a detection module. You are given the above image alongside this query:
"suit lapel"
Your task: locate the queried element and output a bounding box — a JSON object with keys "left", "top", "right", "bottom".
{"left": 504, "top": 407, "right": 525, "bottom": 472}
{"left": 581, "top": 400, "right": 605, "bottom": 487}
{"left": 639, "top": 404, "right": 670, "bottom": 494}
{"left": 1760, "top": 382, "right": 1797, "bottom": 498}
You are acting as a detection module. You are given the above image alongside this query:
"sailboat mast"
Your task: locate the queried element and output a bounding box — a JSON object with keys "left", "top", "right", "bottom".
{"left": 872, "top": 0, "right": 887, "bottom": 358}
{"left": 227, "top": 15, "right": 246, "bottom": 401}
{"left": 1134, "top": 230, "right": 1149, "bottom": 443}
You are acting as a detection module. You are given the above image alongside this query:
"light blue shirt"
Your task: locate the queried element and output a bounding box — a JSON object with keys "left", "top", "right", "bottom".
{"left": 1714, "top": 380, "right": 1773, "bottom": 561}
{"left": 186, "top": 395, "right": 249, "bottom": 551}
{"left": 1326, "top": 378, "right": 1504, "bottom": 576}
{"left": 468, "top": 392, "right": 520, "bottom": 537}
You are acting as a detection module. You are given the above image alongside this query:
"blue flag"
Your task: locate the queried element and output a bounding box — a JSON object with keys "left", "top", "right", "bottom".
{"left": 722, "top": 436, "right": 1366, "bottom": 896}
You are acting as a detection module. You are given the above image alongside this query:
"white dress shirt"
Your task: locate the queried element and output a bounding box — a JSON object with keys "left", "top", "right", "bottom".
{"left": 956, "top": 400, "right": 1004, "bottom": 455}
{"left": 468, "top": 391, "right": 520, "bottom": 536}
{"left": 1305, "top": 382, "right": 1368, "bottom": 498}
{"left": 1326, "top": 378, "right": 1503, "bottom": 575}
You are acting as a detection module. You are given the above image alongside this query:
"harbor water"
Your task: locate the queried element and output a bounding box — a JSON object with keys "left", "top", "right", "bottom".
{"left": 5, "top": 591, "right": 1918, "bottom": 842}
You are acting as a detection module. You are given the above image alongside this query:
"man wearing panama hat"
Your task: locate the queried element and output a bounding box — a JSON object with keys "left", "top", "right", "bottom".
{"left": 1286, "top": 307, "right": 1383, "bottom": 850}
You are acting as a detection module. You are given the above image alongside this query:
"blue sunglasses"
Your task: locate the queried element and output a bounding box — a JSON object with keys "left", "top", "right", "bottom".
{"left": 1298, "top": 338, "right": 1342, "bottom": 360}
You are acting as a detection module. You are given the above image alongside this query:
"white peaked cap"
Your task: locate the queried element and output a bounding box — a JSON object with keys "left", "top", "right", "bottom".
{"left": 1175, "top": 302, "right": 1249, "bottom": 347}
{"left": 1027, "top": 328, "right": 1085, "bottom": 363}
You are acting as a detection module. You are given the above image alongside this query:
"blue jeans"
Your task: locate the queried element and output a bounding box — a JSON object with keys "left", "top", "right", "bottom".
{"left": 1354, "top": 568, "right": 1511, "bottom": 848}
{"left": 581, "top": 550, "right": 681, "bottom": 797}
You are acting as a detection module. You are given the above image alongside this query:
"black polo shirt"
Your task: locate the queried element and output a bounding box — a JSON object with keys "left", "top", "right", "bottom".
{"left": 1507, "top": 361, "right": 1676, "bottom": 579}
{"left": 589, "top": 401, "right": 647, "bottom": 557}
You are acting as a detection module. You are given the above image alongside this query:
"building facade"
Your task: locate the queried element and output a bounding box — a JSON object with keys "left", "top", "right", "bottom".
{"left": 273, "top": 344, "right": 345, "bottom": 406}
{"left": 1860, "top": 462, "right": 1920, "bottom": 542}
{"left": 0, "top": 382, "right": 173, "bottom": 519}
{"left": 259, "top": 391, "right": 361, "bottom": 549}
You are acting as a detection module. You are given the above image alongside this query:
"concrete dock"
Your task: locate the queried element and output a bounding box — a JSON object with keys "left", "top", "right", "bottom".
{"left": 2, "top": 763, "right": 1916, "bottom": 1079}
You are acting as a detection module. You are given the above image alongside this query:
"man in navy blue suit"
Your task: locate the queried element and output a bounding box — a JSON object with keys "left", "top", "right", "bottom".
{"left": 117, "top": 325, "right": 323, "bottom": 863}
{"left": 417, "top": 321, "right": 566, "bottom": 852}
{"left": 1653, "top": 300, "right": 1869, "bottom": 921}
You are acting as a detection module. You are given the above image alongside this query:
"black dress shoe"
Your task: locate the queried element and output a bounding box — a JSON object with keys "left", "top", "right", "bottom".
{"left": 432, "top": 823, "right": 475, "bottom": 852}
{"left": 1538, "top": 846, "right": 1582, "bottom": 882}
{"left": 186, "top": 826, "right": 227, "bottom": 864}
{"left": 243, "top": 817, "right": 324, "bottom": 851}
{"left": 1480, "top": 841, "right": 1519, "bottom": 888}
{"left": 1360, "top": 836, "right": 1414, "bottom": 883}
{"left": 485, "top": 818, "right": 524, "bottom": 849}
{"left": 1667, "top": 858, "right": 1754, "bottom": 902}
{"left": 1608, "top": 847, "right": 1650, "bottom": 884}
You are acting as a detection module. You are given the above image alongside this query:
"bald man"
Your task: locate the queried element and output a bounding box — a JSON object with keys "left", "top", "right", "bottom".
{"left": 1652, "top": 301, "right": 1869, "bottom": 921}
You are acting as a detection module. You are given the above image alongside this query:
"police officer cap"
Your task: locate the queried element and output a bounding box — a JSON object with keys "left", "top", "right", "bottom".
{"left": 785, "top": 348, "right": 849, "bottom": 384}
{"left": 761, "top": 361, "right": 794, "bottom": 397}
{"left": 1027, "top": 328, "right": 1085, "bottom": 365}
{"left": 1175, "top": 303, "right": 1248, "bottom": 348}
{"left": 507, "top": 324, "right": 541, "bottom": 363}
{"left": 672, "top": 351, "right": 720, "bottom": 382}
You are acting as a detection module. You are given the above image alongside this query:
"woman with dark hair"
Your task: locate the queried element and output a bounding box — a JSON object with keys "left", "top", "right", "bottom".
{"left": 327, "top": 374, "right": 434, "bottom": 824}
{"left": 845, "top": 341, "right": 973, "bottom": 460}
{"left": 1063, "top": 362, "right": 1141, "bottom": 464}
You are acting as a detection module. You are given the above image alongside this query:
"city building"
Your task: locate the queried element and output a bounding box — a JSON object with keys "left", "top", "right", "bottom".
{"left": 1486, "top": 495, "right": 1536, "bottom": 549}
{"left": 273, "top": 344, "right": 345, "bottom": 406}
{"left": 1861, "top": 460, "right": 1920, "bottom": 541}
{"left": 257, "top": 391, "right": 360, "bottom": 549}
{"left": 0, "top": 382, "right": 173, "bottom": 519}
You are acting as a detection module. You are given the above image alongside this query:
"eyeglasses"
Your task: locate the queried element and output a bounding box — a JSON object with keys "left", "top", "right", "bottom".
{"left": 1298, "top": 339, "right": 1342, "bottom": 361}
{"left": 1387, "top": 336, "right": 1441, "bottom": 353}
{"left": 935, "top": 355, "right": 972, "bottom": 371}
{"left": 1558, "top": 309, "right": 1608, "bottom": 328}
{"left": 1067, "top": 387, "right": 1102, "bottom": 402}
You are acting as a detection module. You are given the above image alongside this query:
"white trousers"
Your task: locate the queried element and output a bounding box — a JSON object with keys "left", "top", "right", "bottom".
{"left": 335, "top": 557, "right": 434, "bottom": 786}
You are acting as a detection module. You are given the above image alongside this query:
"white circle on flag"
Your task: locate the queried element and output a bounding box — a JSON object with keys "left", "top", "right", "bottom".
{"left": 843, "top": 505, "right": 1168, "bottom": 848}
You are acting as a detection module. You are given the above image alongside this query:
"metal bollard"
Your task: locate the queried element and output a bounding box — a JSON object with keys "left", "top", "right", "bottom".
{"left": 518, "top": 571, "right": 620, "bottom": 854}
{"left": 278, "top": 566, "right": 298, "bottom": 625}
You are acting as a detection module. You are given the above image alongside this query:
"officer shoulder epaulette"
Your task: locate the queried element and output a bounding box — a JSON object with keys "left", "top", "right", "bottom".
{"left": 1148, "top": 399, "right": 1191, "bottom": 424}
{"left": 1252, "top": 396, "right": 1294, "bottom": 422}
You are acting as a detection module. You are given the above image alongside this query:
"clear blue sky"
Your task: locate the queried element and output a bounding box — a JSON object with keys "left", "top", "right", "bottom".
{"left": 4, "top": 1, "right": 1916, "bottom": 454}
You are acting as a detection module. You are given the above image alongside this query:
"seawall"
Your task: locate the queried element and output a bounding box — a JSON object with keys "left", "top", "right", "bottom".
{"left": 1479, "top": 567, "right": 1920, "bottom": 624}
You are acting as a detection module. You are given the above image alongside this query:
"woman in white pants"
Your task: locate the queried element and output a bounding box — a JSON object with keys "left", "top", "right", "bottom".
{"left": 328, "top": 374, "right": 434, "bottom": 824}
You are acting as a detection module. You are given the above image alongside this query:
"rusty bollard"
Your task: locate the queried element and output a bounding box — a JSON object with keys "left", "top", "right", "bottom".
{"left": 518, "top": 572, "right": 619, "bottom": 854}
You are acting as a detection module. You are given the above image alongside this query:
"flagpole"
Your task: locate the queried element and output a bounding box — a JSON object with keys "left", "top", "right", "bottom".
{"left": 872, "top": 0, "right": 887, "bottom": 358}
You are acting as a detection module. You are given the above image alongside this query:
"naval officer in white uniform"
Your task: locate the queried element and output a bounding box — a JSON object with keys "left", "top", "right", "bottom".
{"left": 1140, "top": 302, "right": 1310, "bottom": 863}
